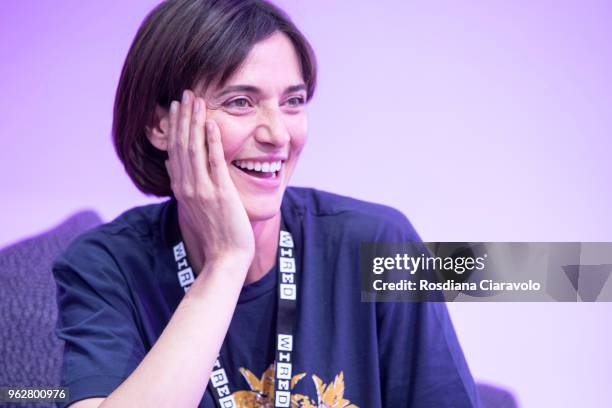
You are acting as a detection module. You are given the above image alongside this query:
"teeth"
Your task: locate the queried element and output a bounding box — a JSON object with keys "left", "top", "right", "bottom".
{"left": 234, "top": 160, "right": 283, "bottom": 173}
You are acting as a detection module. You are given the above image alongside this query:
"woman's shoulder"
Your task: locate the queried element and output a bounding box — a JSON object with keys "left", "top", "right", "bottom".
{"left": 55, "top": 199, "right": 174, "bottom": 268}
{"left": 283, "top": 186, "right": 421, "bottom": 241}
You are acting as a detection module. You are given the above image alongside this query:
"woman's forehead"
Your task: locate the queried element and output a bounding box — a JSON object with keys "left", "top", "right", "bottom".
{"left": 206, "top": 32, "right": 304, "bottom": 95}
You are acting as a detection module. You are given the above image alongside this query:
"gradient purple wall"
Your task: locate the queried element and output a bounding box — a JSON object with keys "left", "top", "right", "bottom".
{"left": 1, "top": 1, "right": 611, "bottom": 406}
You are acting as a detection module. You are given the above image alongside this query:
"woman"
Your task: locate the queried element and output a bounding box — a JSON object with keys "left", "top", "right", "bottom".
{"left": 53, "top": 0, "right": 479, "bottom": 407}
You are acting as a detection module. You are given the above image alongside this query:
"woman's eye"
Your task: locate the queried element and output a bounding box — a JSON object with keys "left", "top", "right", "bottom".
{"left": 286, "top": 96, "right": 305, "bottom": 107}
{"left": 225, "top": 97, "right": 252, "bottom": 108}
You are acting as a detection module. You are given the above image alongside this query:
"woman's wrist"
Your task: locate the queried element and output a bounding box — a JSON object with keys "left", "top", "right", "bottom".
{"left": 204, "top": 255, "right": 252, "bottom": 276}
{"left": 185, "top": 257, "right": 250, "bottom": 300}
{"left": 186, "top": 255, "right": 250, "bottom": 295}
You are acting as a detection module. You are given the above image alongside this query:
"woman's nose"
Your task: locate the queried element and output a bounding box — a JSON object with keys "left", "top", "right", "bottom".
{"left": 254, "top": 108, "right": 290, "bottom": 147}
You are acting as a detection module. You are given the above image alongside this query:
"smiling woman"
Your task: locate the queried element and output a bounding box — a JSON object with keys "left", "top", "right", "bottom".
{"left": 52, "top": 1, "right": 479, "bottom": 407}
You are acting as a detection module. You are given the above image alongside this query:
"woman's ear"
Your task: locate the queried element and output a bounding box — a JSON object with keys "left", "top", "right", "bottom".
{"left": 145, "top": 104, "right": 170, "bottom": 151}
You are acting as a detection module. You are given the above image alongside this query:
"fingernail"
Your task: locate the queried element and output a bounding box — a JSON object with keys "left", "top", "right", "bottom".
{"left": 170, "top": 101, "right": 178, "bottom": 113}
{"left": 193, "top": 98, "right": 201, "bottom": 113}
{"left": 182, "top": 90, "right": 189, "bottom": 104}
{"left": 206, "top": 121, "right": 213, "bottom": 134}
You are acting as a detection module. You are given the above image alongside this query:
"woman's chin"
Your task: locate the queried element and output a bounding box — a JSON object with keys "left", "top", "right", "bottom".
{"left": 245, "top": 207, "right": 281, "bottom": 223}
{"left": 236, "top": 183, "right": 286, "bottom": 223}
{"left": 243, "top": 197, "right": 283, "bottom": 223}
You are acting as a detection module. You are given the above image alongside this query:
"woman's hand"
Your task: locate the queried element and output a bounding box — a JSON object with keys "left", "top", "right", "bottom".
{"left": 165, "top": 90, "right": 255, "bottom": 274}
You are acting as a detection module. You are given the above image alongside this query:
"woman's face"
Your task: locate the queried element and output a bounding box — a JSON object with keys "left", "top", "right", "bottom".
{"left": 201, "top": 31, "right": 308, "bottom": 222}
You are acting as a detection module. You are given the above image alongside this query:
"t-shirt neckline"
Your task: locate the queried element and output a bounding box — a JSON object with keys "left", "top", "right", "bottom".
{"left": 237, "top": 264, "right": 277, "bottom": 304}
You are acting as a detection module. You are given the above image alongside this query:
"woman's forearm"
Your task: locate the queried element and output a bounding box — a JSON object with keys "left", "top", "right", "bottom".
{"left": 99, "top": 260, "right": 247, "bottom": 408}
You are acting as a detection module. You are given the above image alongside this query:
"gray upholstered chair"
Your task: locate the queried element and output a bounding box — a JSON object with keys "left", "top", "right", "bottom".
{"left": 0, "top": 210, "right": 102, "bottom": 408}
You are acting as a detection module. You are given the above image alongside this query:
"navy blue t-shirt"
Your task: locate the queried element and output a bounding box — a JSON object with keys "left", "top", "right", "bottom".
{"left": 53, "top": 187, "right": 479, "bottom": 407}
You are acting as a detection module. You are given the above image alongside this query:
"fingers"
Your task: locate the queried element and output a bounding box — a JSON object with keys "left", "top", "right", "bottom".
{"left": 166, "top": 90, "right": 225, "bottom": 199}
{"left": 189, "top": 96, "right": 211, "bottom": 191}
{"left": 176, "top": 91, "right": 196, "bottom": 197}
{"left": 206, "top": 119, "right": 231, "bottom": 187}
{"left": 166, "top": 100, "right": 181, "bottom": 191}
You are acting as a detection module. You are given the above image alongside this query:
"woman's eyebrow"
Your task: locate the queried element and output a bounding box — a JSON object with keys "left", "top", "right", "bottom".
{"left": 215, "top": 84, "right": 306, "bottom": 98}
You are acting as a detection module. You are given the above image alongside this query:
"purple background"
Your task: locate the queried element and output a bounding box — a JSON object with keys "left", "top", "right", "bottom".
{"left": 2, "top": 1, "right": 611, "bottom": 406}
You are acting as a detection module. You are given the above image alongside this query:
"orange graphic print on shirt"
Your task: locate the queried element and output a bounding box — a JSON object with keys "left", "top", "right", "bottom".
{"left": 231, "top": 364, "right": 358, "bottom": 408}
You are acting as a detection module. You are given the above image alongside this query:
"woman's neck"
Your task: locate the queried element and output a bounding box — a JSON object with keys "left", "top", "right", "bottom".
{"left": 178, "top": 209, "right": 281, "bottom": 286}
{"left": 245, "top": 212, "right": 281, "bottom": 284}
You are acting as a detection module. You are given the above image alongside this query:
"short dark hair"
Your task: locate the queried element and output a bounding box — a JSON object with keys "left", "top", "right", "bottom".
{"left": 112, "top": 0, "right": 317, "bottom": 197}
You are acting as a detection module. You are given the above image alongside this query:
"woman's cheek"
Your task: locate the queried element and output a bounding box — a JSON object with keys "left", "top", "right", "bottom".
{"left": 221, "top": 129, "right": 243, "bottom": 162}
{"left": 208, "top": 117, "right": 247, "bottom": 160}
{"left": 289, "top": 114, "right": 308, "bottom": 148}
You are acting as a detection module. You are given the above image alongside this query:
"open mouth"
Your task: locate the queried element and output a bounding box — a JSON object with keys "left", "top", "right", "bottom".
{"left": 231, "top": 159, "right": 283, "bottom": 179}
